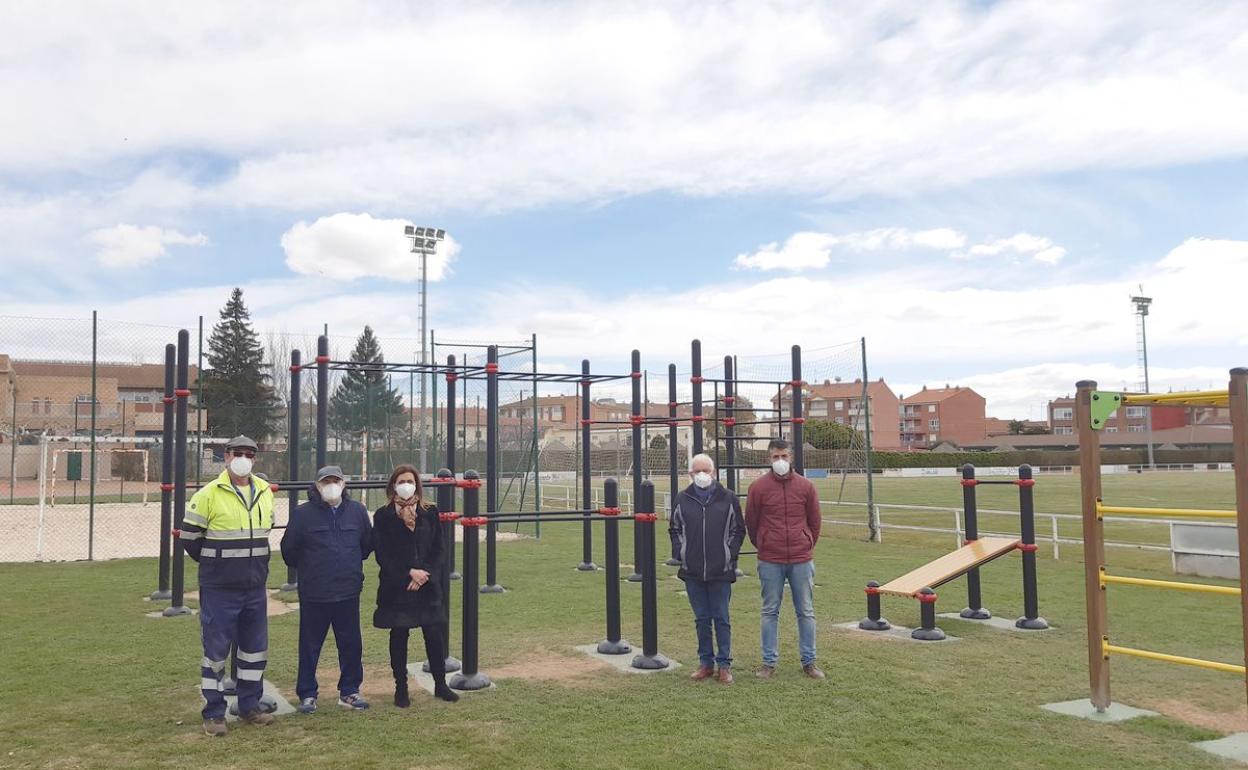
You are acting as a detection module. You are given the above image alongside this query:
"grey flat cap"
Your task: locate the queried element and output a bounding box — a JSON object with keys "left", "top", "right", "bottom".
{"left": 315, "top": 465, "right": 345, "bottom": 482}
{"left": 226, "top": 435, "right": 258, "bottom": 451}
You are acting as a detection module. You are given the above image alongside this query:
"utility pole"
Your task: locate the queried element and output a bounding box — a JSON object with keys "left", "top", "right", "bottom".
{"left": 404, "top": 226, "right": 446, "bottom": 474}
{"left": 1131, "top": 291, "right": 1155, "bottom": 470}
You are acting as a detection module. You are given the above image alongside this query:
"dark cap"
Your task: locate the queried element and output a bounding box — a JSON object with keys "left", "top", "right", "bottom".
{"left": 226, "top": 435, "right": 258, "bottom": 451}
{"left": 315, "top": 465, "right": 345, "bottom": 483}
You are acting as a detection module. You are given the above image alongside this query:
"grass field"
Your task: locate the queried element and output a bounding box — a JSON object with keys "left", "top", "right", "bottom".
{"left": 2, "top": 470, "right": 1247, "bottom": 770}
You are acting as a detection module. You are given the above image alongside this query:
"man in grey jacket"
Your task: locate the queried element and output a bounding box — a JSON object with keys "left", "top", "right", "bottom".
{"left": 669, "top": 454, "right": 746, "bottom": 683}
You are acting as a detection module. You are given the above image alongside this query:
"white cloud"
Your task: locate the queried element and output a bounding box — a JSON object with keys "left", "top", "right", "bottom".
{"left": 281, "top": 213, "right": 460, "bottom": 282}
{"left": 957, "top": 232, "right": 1068, "bottom": 264}
{"left": 87, "top": 224, "right": 207, "bottom": 268}
{"left": 3, "top": 2, "right": 1248, "bottom": 216}
{"left": 735, "top": 227, "right": 969, "bottom": 271}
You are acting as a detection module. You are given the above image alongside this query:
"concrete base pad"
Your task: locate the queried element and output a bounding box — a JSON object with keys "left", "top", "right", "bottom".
{"left": 407, "top": 662, "right": 493, "bottom": 694}
{"left": 832, "top": 621, "right": 960, "bottom": 643}
{"left": 194, "top": 679, "right": 296, "bottom": 722}
{"left": 574, "top": 644, "right": 681, "bottom": 673}
{"left": 937, "top": 612, "right": 1049, "bottom": 632}
{"left": 1193, "top": 732, "right": 1248, "bottom": 763}
{"left": 1040, "top": 699, "right": 1157, "bottom": 722}
{"left": 146, "top": 608, "right": 197, "bottom": 618}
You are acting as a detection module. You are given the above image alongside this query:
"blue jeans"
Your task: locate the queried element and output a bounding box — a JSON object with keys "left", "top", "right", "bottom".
{"left": 684, "top": 579, "right": 732, "bottom": 668}
{"left": 296, "top": 598, "right": 364, "bottom": 700}
{"left": 758, "top": 560, "right": 816, "bottom": 667}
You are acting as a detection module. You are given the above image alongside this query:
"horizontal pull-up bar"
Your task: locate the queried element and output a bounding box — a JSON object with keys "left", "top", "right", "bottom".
{"left": 1100, "top": 572, "right": 1241, "bottom": 596}
{"left": 1121, "top": 389, "right": 1230, "bottom": 407}
{"left": 1102, "top": 639, "right": 1245, "bottom": 675}
{"left": 1096, "top": 501, "right": 1237, "bottom": 520}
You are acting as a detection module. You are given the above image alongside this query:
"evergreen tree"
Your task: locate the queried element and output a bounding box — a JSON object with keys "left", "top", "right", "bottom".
{"left": 201, "top": 288, "right": 281, "bottom": 440}
{"left": 328, "top": 325, "right": 406, "bottom": 444}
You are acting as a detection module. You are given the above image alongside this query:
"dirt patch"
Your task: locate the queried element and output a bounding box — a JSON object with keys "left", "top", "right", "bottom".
{"left": 488, "top": 649, "right": 612, "bottom": 686}
{"left": 1147, "top": 698, "right": 1248, "bottom": 733}
{"left": 184, "top": 590, "right": 295, "bottom": 617}
{"left": 360, "top": 665, "right": 400, "bottom": 700}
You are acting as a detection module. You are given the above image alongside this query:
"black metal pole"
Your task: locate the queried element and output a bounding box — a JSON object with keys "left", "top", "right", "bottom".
{"left": 163, "top": 330, "right": 193, "bottom": 617}
{"left": 791, "top": 345, "right": 805, "bottom": 474}
{"left": 858, "top": 581, "right": 890, "bottom": 630}
{"left": 1015, "top": 464, "right": 1049, "bottom": 630}
{"left": 691, "top": 340, "right": 704, "bottom": 456}
{"left": 627, "top": 350, "right": 643, "bottom": 583}
{"left": 665, "top": 364, "right": 680, "bottom": 567}
{"left": 316, "top": 335, "right": 329, "bottom": 470}
{"left": 723, "top": 356, "right": 737, "bottom": 492}
{"left": 282, "top": 351, "right": 301, "bottom": 592}
{"left": 445, "top": 356, "right": 461, "bottom": 581}
{"left": 960, "top": 464, "right": 990, "bottom": 619}
{"left": 448, "top": 470, "right": 491, "bottom": 691}
{"left": 425, "top": 470, "right": 463, "bottom": 672}
{"left": 597, "top": 478, "right": 631, "bottom": 654}
{"left": 482, "top": 346, "right": 504, "bottom": 593}
{"left": 912, "top": 587, "right": 945, "bottom": 641}
{"left": 578, "top": 359, "right": 596, "bottom": 571}
{"left": 631, "top": 480, "right": 669, "bottom": 669}
{"left": 150, "top": 343, "right": 175, "bottom": 601}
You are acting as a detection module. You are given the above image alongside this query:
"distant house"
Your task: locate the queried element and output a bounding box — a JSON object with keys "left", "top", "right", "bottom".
{"left": 898, "top": 385, "right": 986, "bottom": 449}
{"left": 772, "top": 378, "right": 902, "bottom": 450}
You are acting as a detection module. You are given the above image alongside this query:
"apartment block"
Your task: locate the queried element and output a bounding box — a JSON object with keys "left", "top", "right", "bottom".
{"left": 899, "top": 385, "right": 987, "bottom": 448}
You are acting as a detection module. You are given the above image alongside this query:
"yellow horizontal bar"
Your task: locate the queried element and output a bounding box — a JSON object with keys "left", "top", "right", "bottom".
{"left": 1121, "top": 390, "right": 1229, "bottom": 407}
{"left": 1101, "top": 573, "right": 1241, "bottom": 596}
{"left": 1096, "top": 502, "right": 1237, "bottom": 519}
{"left": 1103, "top": 640, "right": 1245, "bottom": 675}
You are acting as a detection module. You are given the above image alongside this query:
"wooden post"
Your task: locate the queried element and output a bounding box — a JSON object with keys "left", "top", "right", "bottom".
{"left": 1075, "top": 380, "right": 1110, "bottom": 711}
{"left": 1228, "top": 368, "right": 1248, "bottom": 709}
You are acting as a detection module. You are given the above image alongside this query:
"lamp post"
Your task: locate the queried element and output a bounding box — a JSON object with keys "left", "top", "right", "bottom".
{"left": 1131, "top": 293, "right": 1154, "bottom": 470}
{"left": 404, "top": 225, "right": 446, "bottom": 474}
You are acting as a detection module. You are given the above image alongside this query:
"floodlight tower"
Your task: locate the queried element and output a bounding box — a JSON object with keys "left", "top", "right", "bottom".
{"left": 1131, "top": 291, "right": 1154, "bottom": 470}
{"left": 404, "top": 225, "right": 447, "bottom": 474}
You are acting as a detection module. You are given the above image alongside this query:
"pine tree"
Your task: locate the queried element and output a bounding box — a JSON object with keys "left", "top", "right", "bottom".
{"left": 328, "top": 326, "right": 406, "bottom": 445}
{"left": 200, "top": 288, "right": 281, "bottom": 440}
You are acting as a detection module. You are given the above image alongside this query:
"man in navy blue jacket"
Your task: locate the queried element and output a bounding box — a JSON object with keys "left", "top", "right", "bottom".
{"left": 669, "top": 453, "right": 746, "bottom": 683}
{"left": 280, "top": 466, "right": 373, "bottom": 713}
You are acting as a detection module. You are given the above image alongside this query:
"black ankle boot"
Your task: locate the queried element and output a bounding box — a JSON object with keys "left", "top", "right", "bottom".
{"left": 394, "top": 676, "right": 410, "bottom": 708}
{"left": 433, "top": 676, "right": 460, "bottom": 703}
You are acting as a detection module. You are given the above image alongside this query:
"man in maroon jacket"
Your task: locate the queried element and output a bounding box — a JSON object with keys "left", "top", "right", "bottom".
{"left": 744, "top": 439, "right": 825, "bottom": 679}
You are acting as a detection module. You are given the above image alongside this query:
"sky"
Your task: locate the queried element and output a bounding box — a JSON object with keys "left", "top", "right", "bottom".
{"left": 2, "top": 0, "right": 1247, "bottom": 420}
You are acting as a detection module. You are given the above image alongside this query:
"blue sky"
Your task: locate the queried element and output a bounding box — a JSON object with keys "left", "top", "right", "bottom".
{"left": 2, "top": 1, "right": 1247, "bottom": 420}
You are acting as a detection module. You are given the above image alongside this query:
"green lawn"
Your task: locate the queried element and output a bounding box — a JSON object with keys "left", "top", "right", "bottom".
{"left": 2, "top": 486, "right": 1246, "bottom": 770}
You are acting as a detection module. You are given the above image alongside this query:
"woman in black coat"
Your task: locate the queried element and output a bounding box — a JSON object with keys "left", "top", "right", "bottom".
{"left": 373, "top": 464, "right": 459, "bottom": 705}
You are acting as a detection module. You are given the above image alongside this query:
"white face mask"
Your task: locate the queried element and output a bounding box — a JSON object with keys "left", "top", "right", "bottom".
{"left": 319, "top": 482, "right": 344, "bottom": 505}
{"left": 771, "top": 458, "right": 791, "bottom": 477}
{"left": 394, "top": 482, "right": 417, "bottom": 500}
{"left": 228, "top": 456, "right": 253, "bottom": 477}
{"left": 692, "top": 471, "right": 714, "bottom": 489}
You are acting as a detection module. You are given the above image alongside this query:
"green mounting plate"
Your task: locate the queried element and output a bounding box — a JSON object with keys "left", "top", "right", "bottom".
{"left": 1089, "top": 391, "right": 1123, "bottom": 431}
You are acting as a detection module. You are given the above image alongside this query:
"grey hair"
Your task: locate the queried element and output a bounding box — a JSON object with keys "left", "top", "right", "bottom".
{"left": 689, "top": 453, "right": 716, "bottom": 472}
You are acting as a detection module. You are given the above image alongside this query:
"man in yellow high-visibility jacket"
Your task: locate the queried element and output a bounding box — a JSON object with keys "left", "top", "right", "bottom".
{"left": 180, "top": 435, "right": 276, "bottom": 737}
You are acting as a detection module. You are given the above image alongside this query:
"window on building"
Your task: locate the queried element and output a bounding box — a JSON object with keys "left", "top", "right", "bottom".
{"left": 1053, "top": 407, "right": 1073, "bottom": 421}
{"left": 1105, "top": 426, "right": 1119, "bottom": 433}
{"left": 928, "top": 404, "right": 936, "bottom": 413}
{"left": 1125, "top": 406, "right": 1147, "bottom": 418}
{"left": 929, "top": 418, "right": 939, "bottom": 431}
{"left": 1128, "top": 424, "right": 1145, "bottom": 433}
{"left": 809, "top": 400, "right": 827, "bottom": 417}
{"left": 834, "top": 416, "right": 844, "bottom": 425}
{"left": 44, "top": 399, "right": 52, "bottom": 414}
{"left": 835, "top": 400, "right": 845, "bottom": 410}
{"left": 1054, "top": 426, "right": 1074, "bottom": 435}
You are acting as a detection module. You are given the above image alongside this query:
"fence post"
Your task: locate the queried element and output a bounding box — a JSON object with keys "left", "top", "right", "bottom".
{"left": 150, "top": 344, "right": 175, "bottom": 600}
{"left": 163, "top": 330, "right": 193, "bottom": 617}
{"left": 424, "top": 469, "right": 462, "bottom": 673}
{"left": 448, "top": 470, "right": 491, "bottom": 691}
{"left": 283, "top": 350, "right": 302, "bottom": 592}
{"left": 1015, "top": 465, "right": 1049, "bottom": 630}
{"left": 631, "top": 480, "right": 669, "bottom": 669}
{"left": 597, "top": 478, "right": 631, "bottom": 654}
{"left": 959, "top": 464, "right": 991, "bottom": 620}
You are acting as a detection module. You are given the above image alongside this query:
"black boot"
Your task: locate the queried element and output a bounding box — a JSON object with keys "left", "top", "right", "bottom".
{"left": 394, "top": 673, "right": 411, "bottom": 708}
{"left": 433, "top": 675, "right": 459, "bottom": 703}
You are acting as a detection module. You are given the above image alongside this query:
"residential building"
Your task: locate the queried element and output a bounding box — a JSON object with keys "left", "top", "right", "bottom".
{"left": 899, "top": 386, "right": 987, "bottom": 449}
{"left": 1047, "top": 396, "right": 1185, "bottom": 437}
{"left": 771, "top": 378, "right": 902, "bottom": 450}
